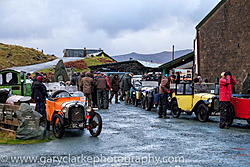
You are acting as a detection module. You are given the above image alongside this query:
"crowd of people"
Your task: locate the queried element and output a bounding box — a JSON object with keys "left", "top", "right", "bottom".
{"left": 71, "top": 71, "right": 135, "bottom": 109}
{"left": 30, "top": 69, "right": 237, "bottom": 129}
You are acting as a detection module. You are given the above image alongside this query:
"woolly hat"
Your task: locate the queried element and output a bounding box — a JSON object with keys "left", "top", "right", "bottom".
{"left": 37, "top": 76, "right": 42, "bottom": 82}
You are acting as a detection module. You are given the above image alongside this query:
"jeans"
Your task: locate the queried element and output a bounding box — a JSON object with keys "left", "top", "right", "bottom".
{"left": 159, "top": 93, "right": 168, "bottom": 117}
{"left": 97, "top": 89, "right": 108, "bottom": 109}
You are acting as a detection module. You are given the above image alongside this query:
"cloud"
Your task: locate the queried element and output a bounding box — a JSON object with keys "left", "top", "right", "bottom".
{"left": 0, "top": 0, "right": 220, "bottom": 56}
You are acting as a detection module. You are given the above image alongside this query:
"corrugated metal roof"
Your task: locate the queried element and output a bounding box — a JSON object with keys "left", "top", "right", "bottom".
{"left": 159, "top": 52, "right": 194, "bottom": 69}
{"left": 137, "top": 60, "right": 161, "bottom": 68}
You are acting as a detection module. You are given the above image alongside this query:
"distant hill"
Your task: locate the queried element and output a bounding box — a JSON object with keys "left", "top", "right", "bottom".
{"left": 112, "top": 49, "right": 192, "bottom": 64}
{"left": 0, "top": 43, "right": 56, "bottom": 69}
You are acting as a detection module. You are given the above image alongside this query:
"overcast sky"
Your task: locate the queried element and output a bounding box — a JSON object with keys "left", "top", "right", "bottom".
{"left": 0, "top": 0, "right": 220, "bottom": 57}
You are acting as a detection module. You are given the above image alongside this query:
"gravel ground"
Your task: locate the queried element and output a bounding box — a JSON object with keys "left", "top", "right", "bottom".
{"left": 0, "top": 101, "right": 249, "bottom": 167}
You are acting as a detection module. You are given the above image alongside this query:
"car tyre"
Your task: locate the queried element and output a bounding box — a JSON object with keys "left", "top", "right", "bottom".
{"left": 171, "top": 100, "right": 181, "bottom": 118}
{"left": 52, "top": 114, "right": 64, "bottom": 138}
{"left": 247, "top": 119, "right": 250, "bottom": 125}
{"left": 197, "top": 103, "right": 209, "bottom": 122}
{"left": 89, "top": 112, "right": 102, "bottom": 137}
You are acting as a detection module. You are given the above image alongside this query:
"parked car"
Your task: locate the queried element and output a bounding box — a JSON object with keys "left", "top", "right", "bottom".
{"left": 0, "top": 69, "right": 32, "bottom": 96}
{"left": 227, "top": 94, "right": 250, "bottom": 125}
{"left": 139, "top": 81, "right": 159, "bottom": 111}
{"left": 46, "top": 90, "right": 102, "bottom": 138}
{"left": 130, "top": 75, "right": 142, "bottom": 106}
{"left": 213, "top": 84, "right": 250, "bottom": 125}
{"left": 171, "top": 83, "right": 219, "bottom": 122}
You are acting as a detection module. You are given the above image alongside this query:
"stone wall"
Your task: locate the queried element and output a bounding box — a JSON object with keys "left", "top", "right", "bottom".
{"left": 198, "top": 0, "right": 250, "bottom": 93}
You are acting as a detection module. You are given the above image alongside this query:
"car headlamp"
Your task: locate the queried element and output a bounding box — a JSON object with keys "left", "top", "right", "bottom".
{"left": 86, "top": 106, "right": 92, "bottom": 113}
{"left": 61, "top": 107, "right": 67, "bottom": 113}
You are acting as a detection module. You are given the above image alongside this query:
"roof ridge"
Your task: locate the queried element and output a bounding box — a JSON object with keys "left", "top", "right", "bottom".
{"left": 196, "top": 0, "right": 227, "bottom": 29}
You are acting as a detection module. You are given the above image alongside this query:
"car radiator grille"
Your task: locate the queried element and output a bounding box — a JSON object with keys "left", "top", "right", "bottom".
{"left": 70, "top": 107, "right": 84, "bottom": 122}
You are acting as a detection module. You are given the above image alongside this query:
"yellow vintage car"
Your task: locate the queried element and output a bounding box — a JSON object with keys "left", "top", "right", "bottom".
{"left": 171, "top": 83, "right": 219, "bottom": 122}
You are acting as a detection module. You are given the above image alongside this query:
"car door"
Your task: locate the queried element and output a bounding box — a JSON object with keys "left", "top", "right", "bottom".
{"left": 232, "top": 97, "right": 250, "bottom": 119}
{"left": 176, "top": 83, "right": 193, "bottom": 111}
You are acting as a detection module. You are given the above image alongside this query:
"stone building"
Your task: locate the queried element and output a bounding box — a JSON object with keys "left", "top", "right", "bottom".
{"left": 63, "top": 48, "right": 102, "bottom": 57}
{"left": 63, "top": 48, "right": 116, "bottom": 61}
{"left": 194, "top": 0, "right": 250, "bottom": 93}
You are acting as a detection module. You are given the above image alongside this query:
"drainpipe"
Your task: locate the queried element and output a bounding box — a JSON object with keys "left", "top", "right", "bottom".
{"left": 172, "top": 45, "right": 174, "bottom": 60}
{"left": 197, "top": 30, "right": 201, "bottom": 76}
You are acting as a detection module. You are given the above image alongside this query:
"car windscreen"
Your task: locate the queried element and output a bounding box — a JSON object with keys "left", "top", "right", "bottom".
{"left": 54, "top": 91, "right": 71, "bottom": 98}
{"left": 71, "top": 91, "right": 84, "bottom": 97}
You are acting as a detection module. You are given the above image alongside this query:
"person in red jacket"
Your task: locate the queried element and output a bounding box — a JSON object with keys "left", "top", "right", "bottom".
{"left": 219, "top": 71, "right": 236, "bottom": 129}
{"left": 104, "top": 74, "right": 111, "bottom": 109}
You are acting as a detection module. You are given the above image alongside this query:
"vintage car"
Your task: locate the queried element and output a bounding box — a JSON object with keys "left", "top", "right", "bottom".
{"left": 46, "top": 90, "right": 102, "bottom": 138}
{"left": 227, "top": 94, "right": 250, "bottom": 125}
{"left": 138, "top": 81, "right": 159, "bottom": 111}
{"left": 171, "top": 83, "right": 219, "bottom": 122}
{"left": 130, "top": 75, "right": 143, "bottom": 106}
{"left": 0, "top": 69, "right": 32, "bottom": 96}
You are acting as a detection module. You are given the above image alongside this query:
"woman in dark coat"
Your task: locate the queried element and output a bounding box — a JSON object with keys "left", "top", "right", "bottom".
{"left": 109, "top": 74, "right": 120, "bottom": 104}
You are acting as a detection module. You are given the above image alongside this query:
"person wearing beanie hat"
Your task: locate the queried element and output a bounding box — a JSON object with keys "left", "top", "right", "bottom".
{"left": 31, "top": 74, "right": 48, "bottom": 120}
{"left": 36, "top": 76, "right": 42, "bottom": 82}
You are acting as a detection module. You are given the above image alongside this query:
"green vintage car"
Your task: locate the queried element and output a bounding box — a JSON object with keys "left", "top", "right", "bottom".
{"left": 0, "top": 69, "right": 32, "bottom": 96}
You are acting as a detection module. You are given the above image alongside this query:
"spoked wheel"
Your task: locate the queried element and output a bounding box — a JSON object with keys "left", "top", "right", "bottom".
{"left": 52, "top": 114, "right": 64, "bottom": 138}
{"left": 197, "top": 104, "right": 209, "bottom": 122}
{"left": 171, "top": 100, "right": 181, "bottom": 118}
{"left": 89, "top": 112, "right": 102, "bottom": 137}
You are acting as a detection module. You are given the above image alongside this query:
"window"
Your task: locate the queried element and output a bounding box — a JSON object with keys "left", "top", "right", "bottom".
{"left": 0, "top": 74, "right": 2, "bottom": 85}
{"left": 5, "top": 72, "right": 18, "bottom": 84}
{"left": 176, "top": 84, "right": 184, "bottom": 94}
{"left": 185, "top": 84, "right": 193, "bottom": 94}
{"left": 6, "top": 73, "right": 12, "bottom": 83}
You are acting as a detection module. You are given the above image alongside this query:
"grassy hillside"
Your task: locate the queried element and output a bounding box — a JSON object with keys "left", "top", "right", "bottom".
{"left": 0, "top": 43, "right": 56, "bottom": 69}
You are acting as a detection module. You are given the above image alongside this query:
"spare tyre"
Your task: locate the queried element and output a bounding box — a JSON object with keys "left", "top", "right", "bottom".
{"left": 0, "top": 89, "right": 11, "bottom": 103}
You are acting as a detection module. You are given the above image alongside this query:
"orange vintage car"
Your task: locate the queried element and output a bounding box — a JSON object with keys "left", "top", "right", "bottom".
{"left": 46, "top": 90, "right": 102, "bottom": 138}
